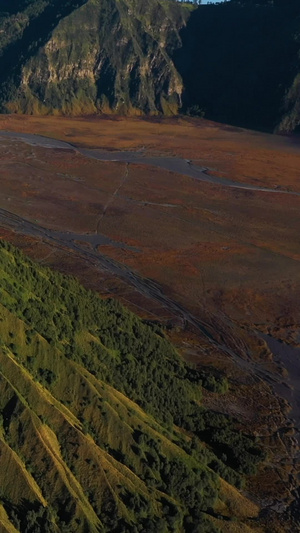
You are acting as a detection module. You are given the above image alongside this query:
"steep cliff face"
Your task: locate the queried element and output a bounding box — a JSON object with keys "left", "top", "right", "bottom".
{"left": 0, "top": 0, "right": 189, "bottom": 115}
{"left": 1, "top": 0, "right": 300, "bottom": 131}
{"left": 278, "top": 71, "right": 300, "bottom": 133}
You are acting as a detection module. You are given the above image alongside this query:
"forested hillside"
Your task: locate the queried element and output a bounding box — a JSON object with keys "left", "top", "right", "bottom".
{"left": 0, "top": 240, "right": 264, "bottom": 532}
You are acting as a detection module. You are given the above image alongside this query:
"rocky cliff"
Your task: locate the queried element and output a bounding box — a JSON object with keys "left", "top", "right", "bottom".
{"left": 1, "top": 0, "right": 300, "bottom": 132}
{"left": 0, "top": 0, "right": 189, "bottom": 115}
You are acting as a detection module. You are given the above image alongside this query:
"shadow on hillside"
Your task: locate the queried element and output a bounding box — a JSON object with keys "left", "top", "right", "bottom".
{"left": 174, "top": 2, "right": 300, "bottom": 132}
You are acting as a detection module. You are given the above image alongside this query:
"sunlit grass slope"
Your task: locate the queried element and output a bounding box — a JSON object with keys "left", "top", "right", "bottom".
{"left": 0, "top": 240, "right": 263, "bottom": 532}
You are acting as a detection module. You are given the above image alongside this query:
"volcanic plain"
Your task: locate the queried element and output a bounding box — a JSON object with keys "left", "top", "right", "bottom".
{"left": 0, "top": 114, "right": 300, "bottom": 529}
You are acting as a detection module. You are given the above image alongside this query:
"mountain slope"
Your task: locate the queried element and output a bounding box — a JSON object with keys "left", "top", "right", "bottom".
{"left": 174, "top": 1, "right": 300, "bottom": 132}
{"left": 1, "top": 0, "right": 300, "bottom": 132}
{"left": 0, "top": 240, "right": 264, "bottom": 532}
{"left": 0, "top": 0, "right": 189, "bottom": 115}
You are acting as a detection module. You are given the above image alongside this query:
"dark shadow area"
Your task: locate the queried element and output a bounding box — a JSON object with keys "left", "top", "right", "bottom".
{"left": 2, "top": 393, "right": 18, "bottom": 433}
{"left": 96, "top": 56, "right": 117, "bottom": 108}
{"left": 174, "top": 2, "right": 300, "bottom": 132}
{"left": 2, "top": 498, "right": 55, "bottom": 532}
{"left": 0, "top": 0, "right": 33, "bottom": 15}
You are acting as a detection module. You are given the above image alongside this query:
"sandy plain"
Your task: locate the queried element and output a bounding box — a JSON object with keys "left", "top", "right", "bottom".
{"left": 0, "top": 114, "right": 300, "bottom": 528}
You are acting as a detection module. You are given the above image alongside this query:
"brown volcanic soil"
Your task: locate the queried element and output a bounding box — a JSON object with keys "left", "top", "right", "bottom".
{"left": 0, "top": 115, "right": 300, "bottom": 527}
{"left": 0, "top": 114, "right": 299, "bottom": 340}
{"left": 1, "top": 113, "right": 300, "bottom": 192}
{"left": 1, "top": 118, "right": 299, "bottom": 325}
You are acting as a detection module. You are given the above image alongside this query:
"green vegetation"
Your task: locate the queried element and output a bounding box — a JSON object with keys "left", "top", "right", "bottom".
{"left": 0, "top": 240, "right": 264, "bottom": 531}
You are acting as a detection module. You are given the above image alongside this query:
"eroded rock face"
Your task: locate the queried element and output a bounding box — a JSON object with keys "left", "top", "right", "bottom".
{"left": 1, "top": 0, "right": 300, "bottom": 132}
{"left": 0, "top": 0, "right": 189, "bottom": 115}
{"left": 278, "top": 73, "right": 300, "bottom": 133}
